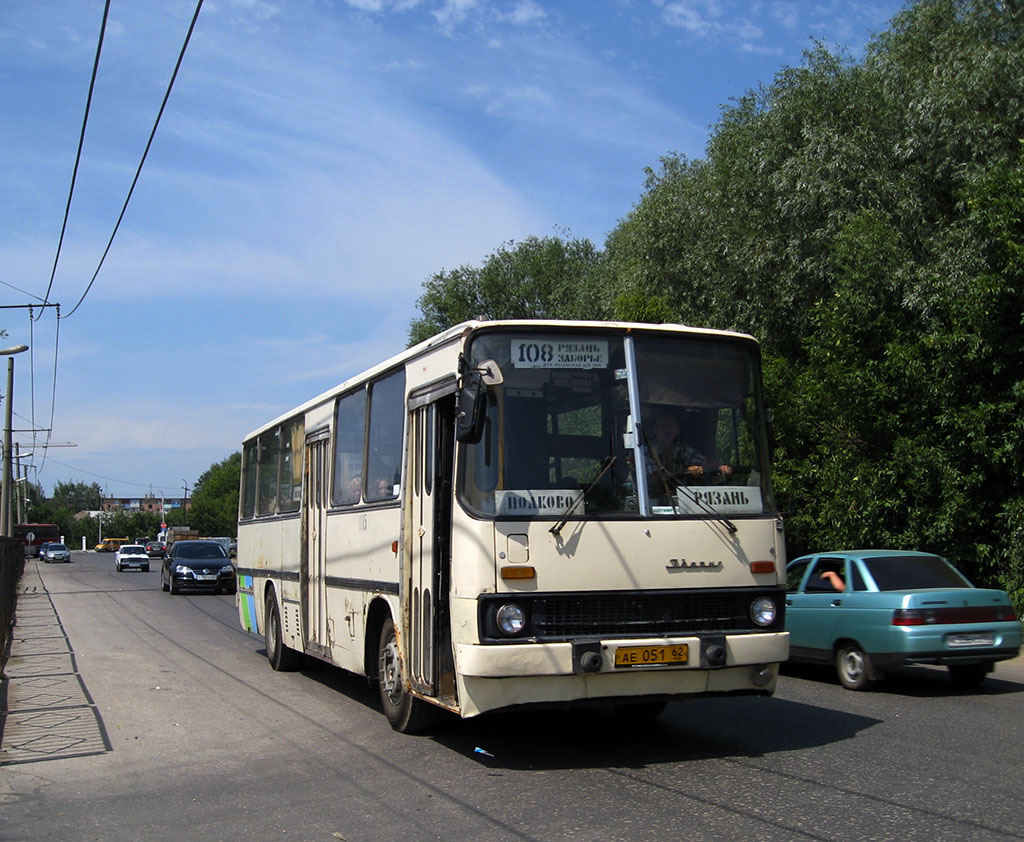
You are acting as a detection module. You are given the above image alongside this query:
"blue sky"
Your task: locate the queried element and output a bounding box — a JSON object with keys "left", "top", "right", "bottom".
{"left": 0, "top": 0, "right": 906, "bottom": 501}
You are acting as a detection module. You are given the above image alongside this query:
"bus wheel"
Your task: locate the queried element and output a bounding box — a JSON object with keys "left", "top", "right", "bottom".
{"left": 377, "top": 617, "right": 436, "bottom": 733}
{"left": 265, "top": 593, "right": 301, "bottom": 671}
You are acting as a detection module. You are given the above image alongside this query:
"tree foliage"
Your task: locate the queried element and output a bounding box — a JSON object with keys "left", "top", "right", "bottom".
{"left": 188, "top": 452, "right": 241, "bottom": 537}
{"left": 408, "top": 234, "right": 607, "bottom": 345}
{"left": 51, "top": 481, "right": 103, "bottom": 513}
{"left": 407, "top": 0, "right": 1024, "bottom": 599}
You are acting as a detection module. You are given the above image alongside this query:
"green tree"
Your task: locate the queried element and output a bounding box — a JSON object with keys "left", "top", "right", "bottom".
{"left": 409, "top": 234, "right": 606, "bottom": 344}
{"left": 604, "top": 0, "right": 1024, "bottom": 597}
{"left": 189, "top": 452, "right": 241, "bottom": 537}
{"left": 51, "top": 481, "right": 103, "bottom": 513}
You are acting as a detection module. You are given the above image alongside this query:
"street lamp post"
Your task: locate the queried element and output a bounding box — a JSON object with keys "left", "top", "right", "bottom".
{"left": 0, "top": 344, "right": 28, "bottom": 537}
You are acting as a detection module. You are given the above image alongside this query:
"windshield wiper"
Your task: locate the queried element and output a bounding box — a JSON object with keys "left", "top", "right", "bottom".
{"left": 550, "top": 456, "right": 616, "bottom": 536}
{"left": 676, "top": 485, "right": 737, "bottom": 534}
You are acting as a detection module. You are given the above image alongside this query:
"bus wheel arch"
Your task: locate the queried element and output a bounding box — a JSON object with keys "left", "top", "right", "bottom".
{"left": 374, "top": 611, "right": 437, "bottom": 733}
{"left": 364, "top": 597, "right": 392, "bottom": 683}
{"left": 264, "top": 584, "right": 301, "bottom": 671}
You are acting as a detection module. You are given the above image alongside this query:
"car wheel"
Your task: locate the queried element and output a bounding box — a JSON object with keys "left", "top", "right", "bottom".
{"left": 116, "top": 563, "right": 121, "bottom": 572}
{"left": 835, "top": 643, "right": 876, "bottom": 691}
{"left": 161, "top": 570, "right": 169, "bottom": 592}
{"left": 265, "top": 593, "right": 301, "bottom": 671}
{"left": 377, "top": 617, "right": 436, "bottom": 733}
{"left": 949, "top": 663, "right": 989, "bottom": 687}
{"left": 143, "top": 565, "right": 150, "bottom": 573}
{"left": 169, "top": 575, "right": 180, "bottom": 595}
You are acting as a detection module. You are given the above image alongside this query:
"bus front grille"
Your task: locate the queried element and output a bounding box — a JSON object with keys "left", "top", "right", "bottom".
{"left": 479, "top": 587, "right": 785, "bottom": 642}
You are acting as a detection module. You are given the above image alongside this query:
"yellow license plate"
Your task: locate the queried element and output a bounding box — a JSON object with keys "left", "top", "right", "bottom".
{"left": 614, "top": 644, "right": 688, "bottom": 668}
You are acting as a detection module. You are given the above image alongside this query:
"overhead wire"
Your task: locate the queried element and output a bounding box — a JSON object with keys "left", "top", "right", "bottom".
{"left": 37, "top": 0, "right": 111, "bottom": 319}
{"left": 16, "top": 0, "right": 205, "bottom": 493}
{"left": 60, "top": 0, "right": 205, "bottom": 320}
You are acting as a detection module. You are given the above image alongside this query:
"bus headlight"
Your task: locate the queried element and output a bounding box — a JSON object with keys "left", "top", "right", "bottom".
{"left": 495, "top": 603, "right": 527, "bottom": 636}
{"left": 750, "top": 597, "right": 777, "bottom": 627}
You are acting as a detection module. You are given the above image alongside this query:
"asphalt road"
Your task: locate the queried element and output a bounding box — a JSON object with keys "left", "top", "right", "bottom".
{"left": 2, "top": 550, "right": 1023, "bottom": 842}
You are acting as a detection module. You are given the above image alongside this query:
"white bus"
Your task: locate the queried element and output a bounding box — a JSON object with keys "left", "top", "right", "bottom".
{"left": 236, "top": 320, "right": 788, "bottom": 732}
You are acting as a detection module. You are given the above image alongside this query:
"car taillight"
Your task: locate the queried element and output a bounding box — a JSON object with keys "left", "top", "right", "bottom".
{"left": 892, "top": 606, "right": 1017, "bottom": 626}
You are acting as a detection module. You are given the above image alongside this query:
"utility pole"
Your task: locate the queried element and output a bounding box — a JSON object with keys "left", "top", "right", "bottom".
{"left": 15, "top": 442, "right": 22, "bottom": 525}
{"left": 0, "top": 344, "right": 29, "bottom": 536}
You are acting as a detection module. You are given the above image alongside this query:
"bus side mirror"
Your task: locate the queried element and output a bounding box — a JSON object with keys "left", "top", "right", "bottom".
{"left": 456, "top": 371, "right": 488, "bottom": 443}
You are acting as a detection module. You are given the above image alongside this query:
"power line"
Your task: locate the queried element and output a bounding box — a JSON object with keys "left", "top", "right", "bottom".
{"left": 61, "top": 0, "right": 205, "bottom": 320}
{"left": 36, "top": 454, "right": 186, "bottom": 493}
{"left": 37, "top": 0, "right": 111, "bottom": 319}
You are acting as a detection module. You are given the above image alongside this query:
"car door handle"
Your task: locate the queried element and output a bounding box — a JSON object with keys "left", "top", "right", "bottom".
{"left": 831, "top": 599, "right": 843, "bottom": 606}
{"left": 785, "top": 600, "right": 793, "bottom": 606}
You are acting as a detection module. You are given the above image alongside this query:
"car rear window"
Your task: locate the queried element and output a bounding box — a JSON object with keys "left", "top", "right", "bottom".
{"left": 863, "top": 555, "right": 971, "bottom": 590}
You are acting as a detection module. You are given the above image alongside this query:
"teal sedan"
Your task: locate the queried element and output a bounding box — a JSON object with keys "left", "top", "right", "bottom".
{"left": 786, "top": 550, "right": 1021, "bottom": 690}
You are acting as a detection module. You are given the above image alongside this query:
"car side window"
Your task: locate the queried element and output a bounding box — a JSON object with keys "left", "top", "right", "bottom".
{"left": 805, "top": 557, "right": 846, "bottom": 592}
{"left": 786, "top": 560, "right": 809, "bottom": 592}
{"left": 848, "top": 562, "right": 866, "bottom": 592}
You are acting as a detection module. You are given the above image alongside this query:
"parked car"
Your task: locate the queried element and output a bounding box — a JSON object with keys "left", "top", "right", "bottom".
{"left": 42, "top": 542, "right": 71, "bottom": 563}
{"left": 145, "top": 540, "right": 166, "bottom": 558}
{"left": 786, "top": 550, "right": 1022, "bottom": 690}
{"left": 161, "top": 540, "right": 236, "bottom": 595}
{"left": 115, "top": 544, "right": 150, "bottom": 573}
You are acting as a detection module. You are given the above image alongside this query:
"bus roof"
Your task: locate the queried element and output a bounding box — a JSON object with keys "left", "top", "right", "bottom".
{"left": 242, "top": 319, "right": 759, "bottom": 442}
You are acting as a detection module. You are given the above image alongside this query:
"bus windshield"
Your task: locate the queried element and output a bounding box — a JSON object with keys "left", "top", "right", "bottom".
{"left": 460, "top": 330, "right": 775, "bottom": 519}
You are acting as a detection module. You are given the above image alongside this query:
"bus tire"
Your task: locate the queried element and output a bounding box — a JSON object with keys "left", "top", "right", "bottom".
{"left": 265, "top": 593, "right": 301, "bottom": 671}
{"left": 377, "top": 617, "right": 436, "bottom": 733}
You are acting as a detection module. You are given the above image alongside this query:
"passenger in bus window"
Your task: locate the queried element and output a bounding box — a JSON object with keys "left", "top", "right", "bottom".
{"left": 342, "top": 475, "right": 362, "bottom": 504}
{"left": 647, "top": 411, "right": 732, "bottom": 488}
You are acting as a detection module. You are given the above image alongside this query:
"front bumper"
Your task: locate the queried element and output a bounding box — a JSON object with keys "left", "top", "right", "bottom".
{"left": 453, "top": 631, "right": 789, "bottom": 717}
{"left": 169, "top": 571, "right": 236, "bottom": 591}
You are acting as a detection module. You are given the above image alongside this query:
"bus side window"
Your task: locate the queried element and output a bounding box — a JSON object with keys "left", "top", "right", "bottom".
{"left": 333, "top": 389, "right": 367, "bottom": 506}
{"left": 366, "top": 370, "right": 405, "bottom": 502}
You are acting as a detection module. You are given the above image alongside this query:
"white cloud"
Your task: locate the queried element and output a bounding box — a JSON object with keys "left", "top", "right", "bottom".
{"left": 504, "top": 1, "right": 546, "bottom": 25}
{"left": 433, "top": 0, "right": 480, "bottom": 33}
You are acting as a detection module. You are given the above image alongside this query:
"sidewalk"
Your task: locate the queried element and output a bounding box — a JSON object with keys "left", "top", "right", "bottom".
{"left": 0, "top": 562, "right": 111, "bottom": 765}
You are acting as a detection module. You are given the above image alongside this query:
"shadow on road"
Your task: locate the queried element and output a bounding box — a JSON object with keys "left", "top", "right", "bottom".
{"left": 780, "top": 661, "right": 1024, "bottom": 698}
{"left": 293, "top": 656, "right": 883, "bottom": 770}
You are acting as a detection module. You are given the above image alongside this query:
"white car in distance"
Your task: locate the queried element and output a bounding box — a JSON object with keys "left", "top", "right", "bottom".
{"left": 115, "top": 544, "right": 150, "bottom": 573}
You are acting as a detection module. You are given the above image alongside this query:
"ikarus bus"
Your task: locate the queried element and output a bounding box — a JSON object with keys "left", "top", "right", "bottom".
{"left": 236, "top": 320, "right": 788, "bottom": 732}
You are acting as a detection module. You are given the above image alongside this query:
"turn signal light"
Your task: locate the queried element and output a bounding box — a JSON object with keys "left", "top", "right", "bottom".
{"left": 750, "top": 561, "right": 775, "bottom": 574}
{"left": 501, "top": 565, "right": 536, "bottom": 580}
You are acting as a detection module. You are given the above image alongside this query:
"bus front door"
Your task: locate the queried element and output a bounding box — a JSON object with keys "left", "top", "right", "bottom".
{"left": 406, "top": 398, "right": 456, "bottom": 703}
